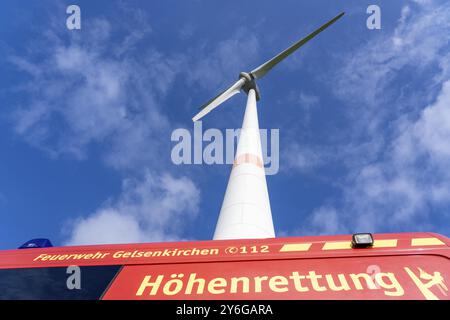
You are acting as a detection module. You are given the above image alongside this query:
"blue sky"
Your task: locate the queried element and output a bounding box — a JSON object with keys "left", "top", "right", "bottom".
{"left": 1, "top": 0, "right": 449, "bottom": 249}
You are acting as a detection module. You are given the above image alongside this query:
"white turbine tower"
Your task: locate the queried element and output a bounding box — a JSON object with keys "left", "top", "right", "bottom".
{"left": 193, "top": 12, "right": 345, "bottom": 240}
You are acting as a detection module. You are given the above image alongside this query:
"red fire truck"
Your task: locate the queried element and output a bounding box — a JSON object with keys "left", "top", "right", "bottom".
{"left": 0, "top": 232, "right": 448, "bottom": 300}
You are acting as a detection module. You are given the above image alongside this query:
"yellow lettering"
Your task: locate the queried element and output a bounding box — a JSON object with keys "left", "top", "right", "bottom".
{"left": 307, "top": 271, "right": 327, "bottom": 292}
{"left": 325, "top": 274, "right": 350, "bottom": 291}
{"left": 375, "top": 272, "right": 404, "bottom": 296}
{"left": 269, "top": 276, "right": 289, "bottom": 292}
{"left": 350, "top": 273, "right": 377, "bottom": 290}
{"left": 113, "top": 251, "right": 124, "bottom": 258}
{"left": 163, "top": 275, "right": 184, "bottom": 296}
{"left": 254, "top": 276, "right": 269, "bottom": 293}
{"left": 289, "top": 272, "right": 309, "bottom": 292}
{"left": 230, "top": 277, "right": 250, "bottom": 293}
{"left": 33, "top": 254, "right": 48, "bottom": 261}
{"left": 208, "top": 278, "right": 227, "bottom": 294}
{"left": 185, "top": 273, "right": 205, "bottom": 294}
{"left": 136, "top": 275, "right": 163, "bottom": 296}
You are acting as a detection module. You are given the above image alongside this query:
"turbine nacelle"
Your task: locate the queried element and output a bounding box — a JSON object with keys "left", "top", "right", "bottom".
{"left": 239, "top": 72, "right": 261, "bottom": 101}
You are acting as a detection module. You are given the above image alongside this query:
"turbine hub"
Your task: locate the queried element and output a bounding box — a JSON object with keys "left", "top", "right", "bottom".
{"left": 239, "top": 72, "right": 261, "bottom": 101}
{"left": 239, "top": 72, "right": 253, "bottom": 82}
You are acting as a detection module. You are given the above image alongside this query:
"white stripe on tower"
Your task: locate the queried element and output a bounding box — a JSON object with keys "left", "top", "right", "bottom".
{"left": 213, "top": 89, "right": 275, "bottom": 240}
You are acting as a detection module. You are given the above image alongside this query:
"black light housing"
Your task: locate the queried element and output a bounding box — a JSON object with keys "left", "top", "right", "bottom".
{"left": 351, "top": 233, "right": 374, "bottom": 248}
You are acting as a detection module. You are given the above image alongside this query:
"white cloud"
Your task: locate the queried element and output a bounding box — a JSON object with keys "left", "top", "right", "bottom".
{"left": 187, "top": 28, "right": 260, "bottom": 91}
{"left": 279, "top": 91, "right": 323, "bottom": 174}
{"left": 415, "top": 81, "right": 450, "bottom": 161}
{"left": 298, "top": 92, "right": 319, "bottom": 109}
{"left": 305, "top": 207, "right": 347, "bottom": 235}
{"left": 65, "top": 171, "right": 200, "bottom": 245}
{"left": 5, "top": 4, "right": 275, "bottom": 245}
{"left": 335, "top": 1, "right": 450, "bottom": 112}
{"left": 411, "top": 0, "right": 433, "bottom": 5}
{"left": 66, "top": 209, "right": 146, "bottom": 245}
{"left": 9, "top": 15, "right": 180, "bottom": 167}
{"left": 8, "top": 13, "right": 263, "bottom": 169}
{"left": 6, "top": 8, "right": 208, "bottom": 244}
{"left": 283, "top": 143, "right": 326, "bottom": 173}
{"left": 301, "top": 2, "right": 450, "bottom": 234}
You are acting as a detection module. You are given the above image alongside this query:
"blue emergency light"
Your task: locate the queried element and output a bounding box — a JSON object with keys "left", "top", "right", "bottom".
{"left": 19, "top": 238, "right": 53, "bottom": 249}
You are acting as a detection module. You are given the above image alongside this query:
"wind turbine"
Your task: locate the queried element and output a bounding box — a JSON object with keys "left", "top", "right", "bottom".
{"left": 193, "top": 12, "right": 345, "bottom": 240}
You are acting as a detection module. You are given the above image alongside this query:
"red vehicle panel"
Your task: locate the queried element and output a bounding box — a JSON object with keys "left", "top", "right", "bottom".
{"left": 104, "top": 255, "right": 449, "bottom": 300}
{"left": 0, "top": 232, "right": 448, "bottom": 300}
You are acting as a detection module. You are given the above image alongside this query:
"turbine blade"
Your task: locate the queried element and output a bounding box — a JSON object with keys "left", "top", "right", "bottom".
{"left": 250, "top": 12, "right": 345, "bottom": 80}
{"left": 192, "top": 78, "right": 246, "bottom": 121}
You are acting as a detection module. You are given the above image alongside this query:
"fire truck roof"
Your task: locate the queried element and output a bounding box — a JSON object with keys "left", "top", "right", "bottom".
{"left": 0, "top": 232, "right": 448, "bottom": 270}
